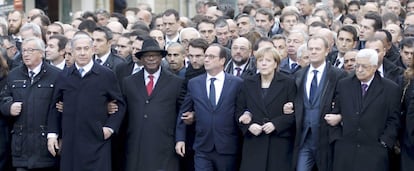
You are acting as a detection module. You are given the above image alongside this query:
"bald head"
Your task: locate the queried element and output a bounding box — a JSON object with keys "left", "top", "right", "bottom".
{"left": 137, "top": 10, "right": 152, "bottom": 26}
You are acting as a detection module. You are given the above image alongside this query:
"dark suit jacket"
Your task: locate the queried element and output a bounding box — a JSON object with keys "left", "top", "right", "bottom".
{"left": 279, "top": 57, "right": 301, "bottom": 77}
{"left": 327, "top": 50, "right": 339, "bottom": 66}
{"left": 236, "top": 72, "right": 296, "bottom": 171}
{"left": 292, "top": 64, "right": 347, "bottom": 171}
{"left": 176, "top": 73, "right": 243, "bottom": 155}
{"left": 114, "top": 61, "right": 135, "bottom": 87}
{"left": 96, "top": 52, "right": 125, "bottom": 70}
{"left": 332, "top": 73, "right": 401, "bottom": 171}
{"left": 122, "top": 68, "right": 183, "bottom": 171}
{"left": 224, "top": 57, "right": 256, "bottom": 79}
{"left": 48, "top": 63, "right": 125, "bottom": 171}
{"left": 383, "top": 58, "right": 404, "bottom": 85}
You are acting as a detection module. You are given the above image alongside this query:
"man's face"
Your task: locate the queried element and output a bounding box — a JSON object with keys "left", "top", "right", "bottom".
{"left": 337, "top": 30, "right": 356, "bottom": 54}
{"left": 355, "top": 56, "right": 377, "bottom": 82}
{"left": 314, "top": 10, "right": 330, "bottom": 26}
{"left": 280, "top": 15, "right": 298, "bottom": 31}
{"left": 141, "top": 52, "right": 163, "bottom": 74}
{"left": 237, "top": 16, "right": 252, "bottom": 36}
{"left": 348, "top": 4, "right": 360, "bottom": 16}
{"left": 231, "top": 38, "right": 251, "bottom": 66}
{"left": 180, "top": 31, "right": 199, "bottom": 53}
{"left": 8, "top": 11, "right": 23, "bottom": 34}
{"left": 46, "top": 38, "right": 63, "bottom": 62}
{"left": 401, "top": 46, "right": 414, "bottom": 67}
{"left": 132, "top": 40, "right": 143, "bottom": 55}
{"left": 227, "top": 19, "right": 239, "bottom": 40}
{"left": 204, "top": 46, "right": 225, "bottom": 73}
{"left": 404, "top": 15, "right": 414, "bottom": 30}
{"left": 22, "top": 40, "right": 43, "bottom": 69}
{"left": 97, "top": 13, "right": 109, "bottom": 26}
{"left": 92, "top": 31, "right": 111, "bottom": 57}
{"left": 198, "top": 22, "right": 216, "bottom": 44}
{"left": 386, "top": 1, "right": 401, "bottom": 16}
{"left": 300, "top": 0, "right": 313, "bottom": 16}
{"left": 273, "top": 39, "right": 287, "bottom": 59}
{"left": 343, "top": 51, "right": 357, "bottom": 73}
{"left": 386, "top": 24, "right": 402, "bottom": 45}
{"left": 166, "top": 46, "right": 185, "bottom": 71}
{"left": 116, "top": 37, "right": 132, "bottom": 58}
{"left": 149, "top": 30, "right": 165, "bottom": 49}
{"left": 46, "top": 25, "right": 62, "bottom": 41}
{"left": 237, "top": 0, "right": 248, "bottom": 14}
{"left": 163, "top": 14, "right": 179, "bottom": 37}
{"left": 308, "top": 38, "right": 328, "bottom": 67}
{"left": 65, "top": 43, "right": 74, "bottom": 67}
{"left": 3, "top": 40, "right": 17, "bottom": 58}
{"left": 359, "top": 18, "right": 376, "bottom": 41}
{"left": 73, "top": 38, "right": 93, "bottom": 67}
{"left": 155, "top": 18, "right": 165, "bottom": 32}
{"left": 188, "top": 46, "right": 205, "bottom": 69}
{"left": 407, "top": 2, "right": 414, "bottom": 13}
{"left": 255, "top": 13, "right": 274, "bottom": 33}
{"left": 216, "top": 26, "right": 230, "bottom": 46}
{"left": 366, "top": 40, "right": 385, "bottom": 65}
{"left": 286, "top": 32, "right": 305, "bottom": 57}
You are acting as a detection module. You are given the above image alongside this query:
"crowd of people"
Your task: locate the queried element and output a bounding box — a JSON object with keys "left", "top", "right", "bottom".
{"left": 0, "top": 0, "right": 414, "bottom": 170}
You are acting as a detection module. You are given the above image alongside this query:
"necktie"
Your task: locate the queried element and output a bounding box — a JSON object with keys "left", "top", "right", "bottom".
{"left": 29, "top": 71, "right": 35, "bottom": 84}
{"left": 309, "top": 70, "right": 318, "bottom": 103}
{"left": 95, "top": 58, "right": 102, "bottom": 65}
{"left": 360, "top": 41, "right": 365, "bottom": 49}
{"left": 235, "top": 67, "right": 242, "bottom": 76}
{"left": 361, "top": 83, "right": 368, "bottom": 96}
{"left": 146, "top": 75, "right": 154, "bottom": 96}
{"left": 78, "top": 68, "right": 84, "bottom": 77}
{"left": 335, "top": 58, "right": 341, "bottom": 67}
{"left": 291, "top": 63, "right": 298, "bottom": 70}
{"left": 209, "top": 78, "right": 217, "bottom": 108}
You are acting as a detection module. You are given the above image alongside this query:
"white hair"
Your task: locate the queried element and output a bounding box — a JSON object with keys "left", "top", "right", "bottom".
{"left": 179, "top": 27, "right": 201, "bottom": 41}
{"left": 297, "top": 44, "right": 307, "bottom": 59}
{"left": 356, "top": 49, "right": 378, "bottom": 66}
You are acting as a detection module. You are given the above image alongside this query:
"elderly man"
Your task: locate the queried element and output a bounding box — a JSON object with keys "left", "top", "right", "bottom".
{"left": 329, "top": 49, "right": 401, "bottom": 171}
{"left": 47, "top": 34, "right": 126, "bottom": 171}
{"left": 1, "top": 37, "right": 60, "bottom": 170}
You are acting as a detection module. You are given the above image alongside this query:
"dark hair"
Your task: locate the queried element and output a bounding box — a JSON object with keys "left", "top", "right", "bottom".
{"left": 31, "top": 14, "right": 51, "bottom": 27}
{"left": 197, "top": 18, "right": 215, "bottom": 30}
{"left": 94, "top": 26, "right": 113, "bottom": 41}
{"left": 242, "top": 4, "right": 258, "bottom": 15}
{"left": 334, "top": 0, "right": 346, "bottom": 13}
{"left": 49, "top": 34, "right": 68, "bottom": 51}
{"left": 163, "top": 9, "right": 180, "bottom": 21}
{"left": 189, "top": 38, "right": 209, "bottom": 51}
{"left": 217, "top": 4, "right": 235, "bottom": 19}
{"left": 280, "top": 11, "right": 299, "bottom": 23}
{"left": 130, "top": 29, "right": 150, "bottom": 38}
{"left": 111, "top": 13, "right": 128, "bottom": 29}
{"left": 150, "top": 14, "right": 163, "bottom": 30}
{"left": 382, "top": 12, "right": 400, "bottom": 26}
{"left": 131, "top": 21, "right": 150, "bottom": 33}
{"left": 256, "top": 8, "right": 274, "bottom": 21}
{"left": 209, "top": 43, "right": 227, "bottom": 59}
{"left": 347, "top": 1, "right": 360, "bottom": 11}
{"left": 364, "top": 12, "right": 382, "bottom": 31}
{"left": 253, "top": 37, "right": 272, "bottom": 51}
{"left": 401, "top": 37, "right": 414, "bottom": 49}
{"left": 338, "top": 25, "right": 358, "bottom": 41}
{"left": 95, "top": 9, "right": 110, "bottom": 18}
{"left": 310, "top": 21, "right": 328, "bottom": 28}
{"left": 82, "top": 11, "right": 97, "bottom": 22}
{"left": 78, "top": 20, "right": 97, "bottom": 33}
{"left": 48, "top": 23, "right": 64, "bottom": 34}
{"left": 343, "top": 14, "right": 357, "bottom": 24}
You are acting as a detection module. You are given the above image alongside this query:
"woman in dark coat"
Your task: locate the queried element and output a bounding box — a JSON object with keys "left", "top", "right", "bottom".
{"left": 236, "top": 46, "right": 296, "bottom": 171}
{"left": 0, "top": 48, "right": 11, "bottom": 171}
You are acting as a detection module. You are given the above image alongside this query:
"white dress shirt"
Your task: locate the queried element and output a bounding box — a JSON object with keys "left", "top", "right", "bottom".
{"left": 28, "top": 62, "right": 42, "bottom": 77}
{"left": 232, "top": 61, "right": 247, "bottom": 76}
{"left": 95, "top": 50, "right": 110, "bottom": 65}
{"left": 144, "top": 67, "right": 161, "bottom": 87}
{"left": 306, "top": 62, "right": 326, "bottom": 99}
{"left": 206, "top": 71, "right": 225, "bottom": 105}
{"left": 75, "top": 59, "right": 94, "bottom": 77}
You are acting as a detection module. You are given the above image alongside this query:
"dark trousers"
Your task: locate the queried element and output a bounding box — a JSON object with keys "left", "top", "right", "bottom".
{"left": 297, "top": 128, "right": 319, "bottom": 171}
{"left": 194, "top": 149, "right": 237, "bottom": 171}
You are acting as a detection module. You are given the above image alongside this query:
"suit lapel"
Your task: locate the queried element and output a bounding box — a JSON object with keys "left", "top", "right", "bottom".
{"left": 148, "top": 69, "right": 168, "bottom": 99}
{"left": 197, "top": 74, "right": 212, "bottom": 109}
{"left": 264, "top": 73, "right": 284, "bottom": 108}
{"left": 245, "top": 76, "right": 268, "bottom": 116}
{"left": 134, "top": 70, "right": 148, "bottom": 98}
{"left": 215, "top": 74, "right": 231, "bottom": 110}
{"left": 361, "top": 74, "right": 383, "bottom": 113}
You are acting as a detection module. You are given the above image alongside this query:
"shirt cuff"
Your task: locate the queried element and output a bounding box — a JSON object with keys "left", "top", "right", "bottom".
{"left": 104, "top": 127, "right": 114, "bottom": 133}
{"left": 47, "top": 133, "right": 58, "bottom": 139}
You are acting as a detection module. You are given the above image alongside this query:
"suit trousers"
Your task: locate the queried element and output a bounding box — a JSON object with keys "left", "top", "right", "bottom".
{"left": 297, "top": 128, "right": 318, "bottom": 171}
{"left": 194, "top": 149, "right": 237, "bottom": 171}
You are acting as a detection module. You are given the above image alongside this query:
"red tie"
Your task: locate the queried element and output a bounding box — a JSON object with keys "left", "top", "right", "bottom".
{"left": 146, "top": 75, "right": 154, "bottom": 96}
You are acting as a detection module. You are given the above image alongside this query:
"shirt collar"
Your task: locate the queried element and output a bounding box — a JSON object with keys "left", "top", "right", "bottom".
{"left": 95, "top": 50, "right": 111, "bottom": 64}
{"left": 207, "top": 71, "right": 225, "bottom": 82}
{"left": 144, "top": 66, "right": 161, "bottom": 79}
{"left": 28, "top": 61, "right": 43, "bottom": 76}
{"left": 165, "top": 34, "right": 179, "bottom": 43}
{"left": 309, "top": 61, "right": 326, "bottom": 74}
{"left": 75, "top": 59, "right": 94, "bottom": 73}
{"left": 51, "top": 60, "right": 66, "bottom": 70}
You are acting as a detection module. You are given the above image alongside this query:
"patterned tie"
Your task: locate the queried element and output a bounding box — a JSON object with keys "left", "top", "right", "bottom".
{"left": 361, "top": 83, "right": 368, "bottom": 96}
{"left": 29, "top": 71, "right": 35, "bottom": 84}
{"left": 78, "top": 68, "right": 84, "bottom": 77}
{"left": 309, "top": 70, "right": 318, "bottom": 103}
{"left": 235, "top": 67, "right": 242, "bottom": 76}
{"left": 291, "top": 63, "right": 298, "bottom": 70}
{"left": 335, "top": 58, "right": 341, "bottom": 68}
{"left": 209, "top": 78, "right": 217, "bottom": 108}
{"left": 95, "top": 58, "right": 102, "bottom": 65}
{"left": 146, "top": 75, "right": 154, "bottom": 96}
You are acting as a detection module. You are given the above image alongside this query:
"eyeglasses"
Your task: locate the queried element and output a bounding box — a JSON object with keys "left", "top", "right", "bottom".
{"left": 5, "top": 46, "right": 14, "bottom": 50}
{"left": 205, "top": 54, "right": 219, "bottom": 59}
{"left": 22, "top": 48, "right": 41, "bottom": 54}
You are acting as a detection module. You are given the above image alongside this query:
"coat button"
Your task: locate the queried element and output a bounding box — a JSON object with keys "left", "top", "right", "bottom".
{"left": 143, "top": 114, "right": 148, "bottom": 118}
{"left": 357, "top": 128, "right": 361, "bottom": 131}
{"left": 357, "top": 144, "right": 360, "bottom": 148}
{"left": 145, "top": 100, "right": 149, "bottom": 104}
{"left": 356, "top": 112, "right": 359, "bottom": 115}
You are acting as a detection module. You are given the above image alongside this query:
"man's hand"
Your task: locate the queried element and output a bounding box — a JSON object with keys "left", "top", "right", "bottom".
{"left": 102, "top": 127, "right": 113, "bottom": 140}
{"left": 181, "top": 111, "right": 195, "bottom": 125}
{"left": 262, "top": 122, "right": 275, "bottom": 134}
{"left": 248, "top": 123, "right": 263, "bottom": 136}
{"left": 283, "top": 102, "right": 294, "bottom": 114}
{"left": 238, "top": 111, "right": 252, "bottom": 124}
{"left": 56, "top": 101, "right": 63, "bottom": 113}
{"left": 175, "top": 141, "right": 186, "bottom": 157}
{"left": 47, "top": 138, "right": 59, "bottom": 157}
{"left": 10, "top": 102, "right": 22, "bottom": 116}
{"left": 107, "top": 100, "right": 118, "bottom": 114}
{"left": 324, "top": 114, "right": 342, "bottom": 126}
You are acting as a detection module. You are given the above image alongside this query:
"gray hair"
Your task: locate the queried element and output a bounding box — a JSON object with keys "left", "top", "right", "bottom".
{"left": 297, "top": 44, "right": 307, "bottom": 59}
{"left": 23, "top": 37, "right": 45, "bottom": 52}
{"left": 71, "top": 34, "right": 93, "bottom": 48}
{"left": 289, "top": 29, "right": 309, "bottom": 42}
{"left": 356, "top": 49, "right": 378, "bottom": 66}
{"left": 20, "top": 23, "right": 42, "bottom": 38}
{"left": 179, "top": 27, "right": 201, "bottom": 41}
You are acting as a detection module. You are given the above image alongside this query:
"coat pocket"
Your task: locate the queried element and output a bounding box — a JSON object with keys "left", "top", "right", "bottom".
{"left": 10, "top": 124, "right": 23, "bottom": 157}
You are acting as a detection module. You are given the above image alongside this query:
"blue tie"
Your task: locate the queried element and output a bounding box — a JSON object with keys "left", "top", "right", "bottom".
{"left": 209, "top": 78, "right": 216, "bottom": 108}
{"left": 309, "top": 70, "right": 318, "bottom": 103}
{"left": 291, "top": 63, "right": 298, "bottom": 70}
{"left": 29, "top": 71, "right": 35, "bottom": 84}
{"left": 78, "top": 68, "right": 84, "bottom": 77}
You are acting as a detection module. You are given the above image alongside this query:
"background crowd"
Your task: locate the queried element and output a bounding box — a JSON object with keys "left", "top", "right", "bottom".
{"left": 0, "top": 0, "right": 414, "bottom": 170}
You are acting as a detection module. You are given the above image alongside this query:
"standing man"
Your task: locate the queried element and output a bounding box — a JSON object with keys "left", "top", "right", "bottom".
{"left": 47, "top": 34, "right": 126, "bottom": 171}
{"left": 166, "top": 42, "right": 186, "bottom": 78}
{"left": 123, "top": 38, "right": 183, "bottom": 171}
{"left": 163, "top": 9, "right": 181, "bottom": 49}
{"left": 290, "top": 36, "right": 346, "bottom": 171}
{"left": 224, "top": 37, "right": 256, "bottom": 78}
{"left": 330, "top": 49, "right": 401, "bottom": 171}
{"left": 328, "top": 25, "right": 358, "bottom": 69}
{"left": 0, "top": 37, "right": 60, "bottom": 170}
{"left": 46, "top": 35, "right": 68, "bottom": 70}
{"left": 358, "top": 13, "right": 382, "bottom": 50}
{"left": 8, "top": 10, "right": 25, "bottom": 49}
{"left": 2, "top": 36, "right": 22, "bottom": 69}
{"left": 176, "top": 44, "right": 243, "bottom": 171}
{"left": 92, "top": 26, "right": 125, "bottom": 70}
{"left": 280, "top": 30, "right": 308, "bottom": 75}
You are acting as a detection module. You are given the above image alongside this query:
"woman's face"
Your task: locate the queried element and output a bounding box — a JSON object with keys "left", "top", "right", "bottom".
{"left": 257, "top": 52, "right": 277, "bottom": 76}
